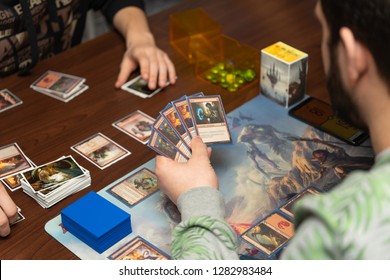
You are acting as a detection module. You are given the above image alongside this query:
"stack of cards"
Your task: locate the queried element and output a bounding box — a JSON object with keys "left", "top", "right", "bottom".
{"left": 30, "top": 70, "right": 88, "bottom": 102}
{"left": 147, "top": 93, "right": 232, "bottom": 162}
{"left": 61, "top": 191, "right": 132, "bottom": 254}
{"left": 0, "top": 89, "right": 23, "bottom": 113}
{"left": 20, "top": 156, "right": 91, "bottom": 208}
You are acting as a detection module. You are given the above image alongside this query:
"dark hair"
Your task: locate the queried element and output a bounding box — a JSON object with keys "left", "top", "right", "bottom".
{"left": 320, "top": 0, "right": 390, "bottom": 86}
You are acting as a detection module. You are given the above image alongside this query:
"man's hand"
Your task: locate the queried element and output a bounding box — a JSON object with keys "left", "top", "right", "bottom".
{"left": 115, "top": 32, "right": 176, "bottom": 89}
{"left": 113, "top": 7, "right": 176, "bottom": 89}
{"left": 155, "top": 137, "right": 218, "bottom": 204}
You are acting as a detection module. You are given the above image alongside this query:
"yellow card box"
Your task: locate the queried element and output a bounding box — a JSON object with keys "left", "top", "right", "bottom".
{"left": 260, "top": 42, "right": 308, "bottom": 108}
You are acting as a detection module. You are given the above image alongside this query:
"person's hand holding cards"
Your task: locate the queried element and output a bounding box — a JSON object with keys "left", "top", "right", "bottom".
{"left": 155, "top": 136, "right": 218, "bottom": 204}
{"left": 146, "top": 93, "right": 232, "bottom": 162}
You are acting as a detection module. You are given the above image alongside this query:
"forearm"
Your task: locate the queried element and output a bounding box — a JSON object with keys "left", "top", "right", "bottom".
{"left": 171, "top": 187, "right": 239, "bottom": 260}
{"left": 113, "top": 7, "right": 155, "bottom": 49}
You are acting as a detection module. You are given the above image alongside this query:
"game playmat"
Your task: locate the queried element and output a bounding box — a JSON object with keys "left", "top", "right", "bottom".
{"left": 45, "top": 95, "right": 374, "bottom": 260}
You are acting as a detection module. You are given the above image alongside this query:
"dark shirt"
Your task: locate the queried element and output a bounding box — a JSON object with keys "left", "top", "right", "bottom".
{"left": 0, "top": 0, "right": 144, "bottom": 77}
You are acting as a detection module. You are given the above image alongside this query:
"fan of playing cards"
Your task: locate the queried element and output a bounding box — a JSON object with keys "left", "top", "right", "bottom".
{"left": 30, "top": 70, "right": 89, "bottom": 102}
{"left": 20, "top": 156, "right": 91, "bottom": 208}
{"left": 147, "top": 93, "right": 232, "bottom": 162}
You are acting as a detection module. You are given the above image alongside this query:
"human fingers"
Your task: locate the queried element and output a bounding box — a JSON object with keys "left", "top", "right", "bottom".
{"left": 0, "top": 185, "right": 18, "bottom": 237}
{"left": 115, "top": 55, "right": 137, "bottom": 88}
{"left": 155, "top": 155, "right": 185, "bottom": 203}
{"left": 189, "top": 136, "right": 210, "bottom": 160}
{"left": 163, "top": 54, "right": 177, "bottom": 85}
{"left": 155, "top": 155, "right": 177, "bottom": 187}
{"left": 144, "top": 52, "right": 159, "bottom": 90}
{"left": 0, "top": 210, "right": 11, "bottom": 237}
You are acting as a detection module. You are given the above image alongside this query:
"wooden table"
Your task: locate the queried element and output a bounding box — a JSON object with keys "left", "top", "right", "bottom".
{"left": 0, "top": 0, "right": 325, "bottom": 259}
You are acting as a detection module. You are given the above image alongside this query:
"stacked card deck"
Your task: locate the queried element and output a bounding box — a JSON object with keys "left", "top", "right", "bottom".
{"left": 20, "top": 156, "right": 91, "bottom": 208}
{"left": 30, "top": 70, "right": 88, "bottom": 102}
{"left": 147, "top": 92, "right": 232, "bottom": 162}
{"left": 61, "top": 191, "right": 132, "bottom": 254}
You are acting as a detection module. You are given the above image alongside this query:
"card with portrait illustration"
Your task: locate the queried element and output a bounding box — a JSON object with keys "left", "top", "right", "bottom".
{"left": 107, "top": 168, "right": 159, "bottom": 207}
{"left": 187, "top": 95, "right": 232, "bottom": 146}
{"left": 113, "top": 110, "right": 155, "bottom": 144}
{"left": 71, "top": 133, "right": 130, "bottom": 169}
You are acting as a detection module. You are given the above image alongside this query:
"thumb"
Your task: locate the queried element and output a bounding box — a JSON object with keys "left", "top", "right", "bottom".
{"left": 115, "top": 57, "right": 137, "bottom": 88}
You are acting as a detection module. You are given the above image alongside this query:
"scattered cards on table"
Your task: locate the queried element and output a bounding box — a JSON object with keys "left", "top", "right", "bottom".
{"left": 71, "top": 133, "right": 131, "bottom": 169}
{"left": 20, "top": 155, "right": 91, "bottom": 208}
{"left": 121, "top": 75, "right": 171, "bottom": 99}
{"left": 0, "top": 89, "right": 22, "bottom": 113}
{"left": 30, "top": 70, "right": 89, "bottom": 102}
{"left": 147, "top": 93, "right": 232, "bottom": 162}
{"left": 112, "top": 110, "right": 155, "bottom": 144}
{"left": 107, "top": 167, "right": 159, "bottom": 207}
{"left": 0, "top": 143, "right": 35, "bottom": 181}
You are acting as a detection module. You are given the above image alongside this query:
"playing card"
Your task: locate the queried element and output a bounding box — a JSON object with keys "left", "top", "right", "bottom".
{"left": 20, "top": 156, "right": 91, "bottom": 208}
{"left": 31, "top": 70, "right": 86, "bottom": 97}
{"left": 21, "top": 155, "right": 86, "bottom": 193}
{"left": 280, "top": 186, "right": 321, "bottom": 217}
{"left": 121, "top": 75, "right": 170, "bottom": 99}
{"left": 187, "top": 95, "right": 232, "bottom": 146}
{"left": 147, "top": 130, "right": 188, "bottom": 162}
{"left": 241, "top": 216, "right": 291, "bottom": 256}
{"left": 160, "top": 103, "right": 192, "bottom": 147}
{"left": 71, "top": 133, "right": 131, "bottom": 169}
{"left": 152, "top": 115, "right": 191, "bottom": 158}
{"left": 171, "top": 92, "right": 204, "bottom": 138}
{"left": 0, "top": 89, "right": 23, "bottom": 113}
{"left": 10, "top": 207, "right": 25, "bottom": 226}
{"left": 1, "top": 174, "right": 22, "bottom": 191}
{"left": 108, "top": 236, "right": 170, "bottom": 260}
{"left": 34, "top": 84, "right": 89, "bottom": 102}
{"left": 0, "top": 143, "right": 34, "bottom": 179}
{"left": 113, "top": 110, "right": 154, "bottom": 144}
{"left": 107, "top": 168, "right": 159, "bottom": 207}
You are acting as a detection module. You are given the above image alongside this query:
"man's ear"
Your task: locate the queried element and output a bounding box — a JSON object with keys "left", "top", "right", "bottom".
{"left": 339, "top": 27, "right": 369, "bottom": 87}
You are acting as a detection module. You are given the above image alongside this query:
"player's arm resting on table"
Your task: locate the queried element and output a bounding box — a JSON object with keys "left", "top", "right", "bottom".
{"left": 112, "top": 6, "right": 176, "bottom": 89}
{"left": 0, "top": 183, "right": 18, "bottom": 237}
{"left": 155, "top": 137, "right": 239, "bottom": 260}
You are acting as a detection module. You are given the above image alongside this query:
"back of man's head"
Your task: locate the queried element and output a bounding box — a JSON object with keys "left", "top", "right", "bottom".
{"left": 320, "top": 0, "right": 390, "bottom": 87}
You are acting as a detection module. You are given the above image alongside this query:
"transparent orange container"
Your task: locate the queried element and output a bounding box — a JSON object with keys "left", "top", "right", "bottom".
{"left": 170, "top": 8, "right": 222, "bottom": 64}
{"left": 195, "top": 35, "right": 260, "bottom": 93}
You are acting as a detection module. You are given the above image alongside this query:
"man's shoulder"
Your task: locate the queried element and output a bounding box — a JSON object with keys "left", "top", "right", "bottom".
{"left": 296, "top": 164, "right": 390, "bottom": 228}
